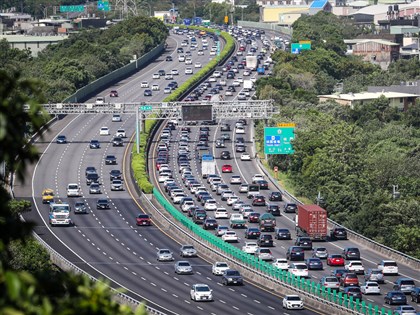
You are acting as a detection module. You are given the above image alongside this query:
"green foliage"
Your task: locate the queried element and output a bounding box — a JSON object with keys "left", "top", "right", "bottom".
{"left": 7, "top": 239, "right": 56, "bottom": 272}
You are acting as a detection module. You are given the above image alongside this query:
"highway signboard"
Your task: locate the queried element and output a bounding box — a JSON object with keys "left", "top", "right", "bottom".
{"left": 291, "top": 43, "right": 311, "bottom": 54}
{"left": 264, "top": 126, "right": 295, "bottom": 155}
{"left": 97, "top": 1, "right": 110, "bottom": 11}
{"left": 182, "top": 104, "right": 212, "bottom": 121}
{"left": 60, "top": 5, "right": 84, "bottom": 12}
{"left": 140, "top": 105, "right": 152, "bottom": 111}
{"left": 183, "top": 18, "right": 191, "bottom": 25}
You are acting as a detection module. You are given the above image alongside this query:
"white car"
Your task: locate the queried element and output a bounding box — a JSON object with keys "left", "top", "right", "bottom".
{"left": 213, "top": 71, "right": 222, "bottom": 78}
{"left": 273, "top": 258, "right": 289, "bottom": 270}
{"left": 164, "top": 87, "right": 172, "bottom": 94}
{"left": 173, "top": 193, "right": 187, "bottom": 204}
{"left": 112, "top": 114, "right": 121, "bottom": 122}
{"left": 243, "top": 70, "right": 251, "bottom": 76}
{"left": 152, "top": 84, "right": 159, "bottom": 91}
{"left": 115, "top": 129, "right": 126, "bottom": 138}
{"left": 209, "top": 50, "right": 216, "bottom": 56}
{"left": 282, "top": 295, "right": 304, "bottom": 310}
{"left": 222, "top": 230, "right": 238, "bottom": 242}
{"left": 215, "top": 207, "right": 229, "bottom": 219}
{"left": 239, "top": 184, "right": 249, "bottom": 193}
{"left": 194, "top": 62, "right": 202, "bottom": 68}
{"left": 345, "top": 260, "right": 365, "bottom": 275}
{"left": 216, "top": 226, "right": 229, "bottom": 237}
{"left": 99, "top": 127, "right": 110, "bottom": 135}
{"left": 242, "top": 242, "right": 259, "bottom": 254}
{"left": 232, "top": 80, "right": 241, "bottom": 87}
{"left": 360, "top": 282, "right": 381, "bottom": 295}
{"left": 394, "top": 306, "right": 417, "bottom": 315}
{"left": 252, "top": 174, "right": 264, "bottom": 182}
{"left": 158, "top": 173, "right": 172, "bottom": 183}
{"left": 197, "top": 50, "right": 204, "bottom": 55}
{"left": 288, "top": 263, "right": 309, "bottom": 278}
{"left": 171, "top": 69, "right": 179, "bottom": 75}
{"left": 152, "top": 73, "right": 160, "bottom": 79}
{"left": 190, "top": 284, "right": 213, "bottom": 302}
{"left": 235, "top": 126, "right": 245, "bottom": 134}
{"left": 178, "top": 55, "right": 185, "bottom": 62}
{"left": 219, "top": 79, "right": 227, "bottom": 86}
{"left": 209, "top": 76, "right": 217, "bottom": 82}
{"left": 66, "top": 183, "right": 81, "bottom": 197}
{"left": 230, "top": 175, "right": 242, "bottom": 184}
{"left": 241, "top": 153, "right": 251, "bottom": 161}
{"left": 256, "top": 248, "right": 273, "bottom": 261}
{"left": 185, "top": 67, "right": 193, "bottom": 75}
{"left": 204, "top": 199, "right": 217, "bottom": 211}
{"left": 237, "top": 92, "right": 247, "bottom": 100}
{"left": 377, "top": 260, "right": 398, "bottom": 275}
{"left": 185, "top": 58, "right": 192, "bottom": 65}
{"left": 95, "top": 96, "right": 105, "bottom": 104}
{"left": 226, "top": 196, "right": 239, "bottom": 206}
{"left": 181, "top": 201, "right": 195, "bottom": 212}
{"left": 212, "top": 262, "right": 229, "bottom": 275}
{"left": 165, "top": 74, "right": 173, "bottom": 80}
{"left": 140, "top": 81, "right": 149, "bottom": 88}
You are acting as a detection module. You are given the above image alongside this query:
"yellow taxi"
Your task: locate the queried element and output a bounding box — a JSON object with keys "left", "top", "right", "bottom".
{"left": 42, "top": 189, "right": 54, "bottom": 203}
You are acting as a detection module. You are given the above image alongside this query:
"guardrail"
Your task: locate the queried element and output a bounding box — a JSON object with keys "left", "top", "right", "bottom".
{"left": 237, "top": 20, "right": 293, "bottom": 36}
{"left": 30, "top": 232, "right": 168, "bottom": 315}
{"left": 254, "top": 157, "right": 420, "bottom": 271}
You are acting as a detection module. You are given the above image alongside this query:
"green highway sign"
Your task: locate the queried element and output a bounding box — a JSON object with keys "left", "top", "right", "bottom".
{"left": 140, "top": 105, "right": 152, "bottom": 111}
{"left": 264, "top": 127, "right": 295, "bottom": 155}
{"left": 291, "top": 43, "right": 311, "bottom": 54}
{"left": 98, "top": 1, "right": 110, "bottom": 11}
{"left": 60, "top": 5, "right": 85, "bottom": 12}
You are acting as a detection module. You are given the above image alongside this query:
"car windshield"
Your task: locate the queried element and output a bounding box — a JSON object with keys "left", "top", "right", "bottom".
{"left": 316, "top": 248, "right": 327, "bottom": 252}
{"left": 68, "top": 185, "right": 78, "bottom": 189}
{"left": 184, "top": 246, "right": 194, "bottom": 250}
{"left": 75, "top": 202, "right": 84, "bottom": 207}
{"left": 179, "top": 262, "right": 190, "bottom": 266}
{"left": 226, "top": 271, "right": 240, "bottom": 276}
{"left": 287, "top": 296, "right": 301, "bottom": 301}
{"left": 196, "top": 286, "right": 210, "bottom": 292}
{"left": 383, "top": 261, "right": 397, "bottom": 266}
{"left": 217, "top": 263, "right": 228, "bottom": 268}
{"left": 331, "top": 255, "right": 342, "bottom": 258}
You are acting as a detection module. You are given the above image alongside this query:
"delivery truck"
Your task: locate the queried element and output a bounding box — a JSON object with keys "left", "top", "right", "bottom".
{"left": 296, "top": 204, "right": 327, "bottom": 240}
{"left": 201, "top": 154, "right": 216, "bottom": 179}
{"left": 246, "top": 56, "right": 258, "bottom": 71}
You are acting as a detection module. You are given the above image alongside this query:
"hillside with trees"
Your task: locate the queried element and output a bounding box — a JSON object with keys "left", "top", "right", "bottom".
{"left": 1, "top": 16, "right": 168, "bottom": 102}
{"left": 256, "top": 12, "right": 420, "bottom": 258}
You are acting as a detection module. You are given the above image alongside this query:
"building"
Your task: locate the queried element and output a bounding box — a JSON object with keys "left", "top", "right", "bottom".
{"left": 0, "top": 34, "right": 68, "bottom": 56}
{"left": 318, "top": 91, "right": 418, "bottom": 110}
{"left": 368, "top": 80, "right": 420, "bottom": 97}
{"left": 262, "top": 5, "right": 309, "bottom": 23}
{"left": 308, "top": 0, "right": 332, "bottom": 15}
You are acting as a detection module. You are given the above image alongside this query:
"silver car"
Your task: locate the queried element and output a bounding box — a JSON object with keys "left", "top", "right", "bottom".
{"left": 111, "top": 180, "right": 123, "bottom": 191}
{"left": 89, "top": 183, "right": 101, "bottom": 194}
{"left": 174, "top": 261, "right": 193, "bottom": 274}
{"left": 312, "top": 247, "right": 329, "bottom": 259}
{"left": 74, "top": 201, "right": 87, "bottom": 214}
{"left": 180, "top": 245, "right": 197, "bottom": 257}
{"left": 157, "top": 249, "right": 174, "bottom": 262}
{"left": 320, "top": 276, "right": 340, "bottom": 291}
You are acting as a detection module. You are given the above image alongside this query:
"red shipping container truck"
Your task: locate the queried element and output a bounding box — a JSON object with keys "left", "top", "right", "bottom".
{"left": 296, "top": 204, "right": 327, "bottom": 240}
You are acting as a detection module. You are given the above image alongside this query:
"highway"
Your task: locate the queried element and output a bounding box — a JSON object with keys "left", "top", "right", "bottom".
{"left": 148, "top": 30, "right": 420, "bottom": 313}
{"left": 14, "top": 30, "right": 324, "bottom": 315}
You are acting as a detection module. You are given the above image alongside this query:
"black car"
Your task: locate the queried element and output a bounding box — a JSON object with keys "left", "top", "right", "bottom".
{"left": 227, "top": 72, "right": 235, "bottom": 79}
{"left": 112, "top": 137, "right": 123, "bottom": 147}
{"left": 330, "top": 227, "right": 348, "bottom": 240}
{"left": 222, "top": 269, "right": 243, "bottom": 286}
{"left": 305, "top": 258, "right": 324, "bottom": 270}
{"left": 85, "top": 166, "right": 97, "bottom": 176}
{"left": 411, "top": 287, "right": 420, "bottom": 303}
{"left": 203, "top": 218, "right": 218, "bottom": 230}
{"left": 56, "top": 135, "right": 67, "bottom": 144}
{"left": 144, "top": 89, "right": 152, "bottom": 96}
{"left": 257, "top": 234, "right": 273, "bottom": 247}
{"left": 252, "top": 195, "right": 266, "bottom": 206}
{"left": 275, "top": 228, "right": 291, "bottom": 240}
{"left": 286, "top": 246, "right": 305, "bottom": 261}
{"left": 236, "top": 137, "right": 245, "bottom": 143}
{"left": 295, "top": 237, "right": 312, "bottom": 250}
{"left": 269, "top": 191, "right": 282, "bottom": 201}
{"left": 343, "top": 287, "right": 362, "bottom": 302}
{"left": 284, "top": 203, "right": 297, "bottom": 213}
{"left": 215, "top": 139, "right": 225, "bottom": 148}
{"left": 86, "top": 172, "right": 99, "bottom": 185}
{"left": 158, "top": 69, "right": 165, "bottom": 76}
{"left": 110, "top": 169, "right": 122, "bottom": 180}
{"left": 384, "top": 291, "right": 407, "bottom": 305}
{"left": 342, "top": 247, "right": 360, "bottom": 260}
{"left": 89, "top": 139, "right": 100, "bottom": 149}
{"left": 266, "top": 204, "right": 281, "bottom": 216}
{"left": 244, "top": 227, "right": 261, "bottom": 239}
{"left": 254, "top": 179, "right": 269, "bottom": 189}
{"left": 166, "top": 55, "right": 173, "bottom": 61}
{"left": 220, "top": 151, "right": 231, "bottom": 160}
{"left": 105, "top": 155, "right": 117, "bottom": 165}
{"left": 96, "top": 199, "right": 110, "bottom": 209}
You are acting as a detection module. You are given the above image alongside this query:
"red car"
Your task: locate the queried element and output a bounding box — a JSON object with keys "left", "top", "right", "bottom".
{"left": 327, "top": 254, "right": 345, "bottom": 266}
{"left": 136, "top": 214, "right": 152, "bottom": 226}
{"left": 109, "top": 90, "right": 118, "bottom": 97}
{"left": 248, "top": 212, "right": 261, "bottom": 223}
{"left": 222, "top": 164, "right": 233, "bottom": 173}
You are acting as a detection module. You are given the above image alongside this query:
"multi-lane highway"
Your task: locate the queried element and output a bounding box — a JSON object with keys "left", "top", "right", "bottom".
{"left": 14, "top": 30, "right": 328, "bottom": 315}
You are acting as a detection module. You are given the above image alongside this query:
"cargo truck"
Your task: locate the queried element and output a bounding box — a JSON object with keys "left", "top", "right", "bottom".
{"left": 259, "top": 213, "right": 276, "bottom": 232}
{"left": 201, "top": 154, "right": 216, "bottom": 179}
{"left": 49, "top": 202, "right": 72, "bottom": 226}
{"left": 246, "top": 56, "right": 258, "bottom": 71}
{"left": 295, "top": 204, "right": 327, "bottom": 240}
{"left": 229, "top": 213, "right": 246, "bottom": 228}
